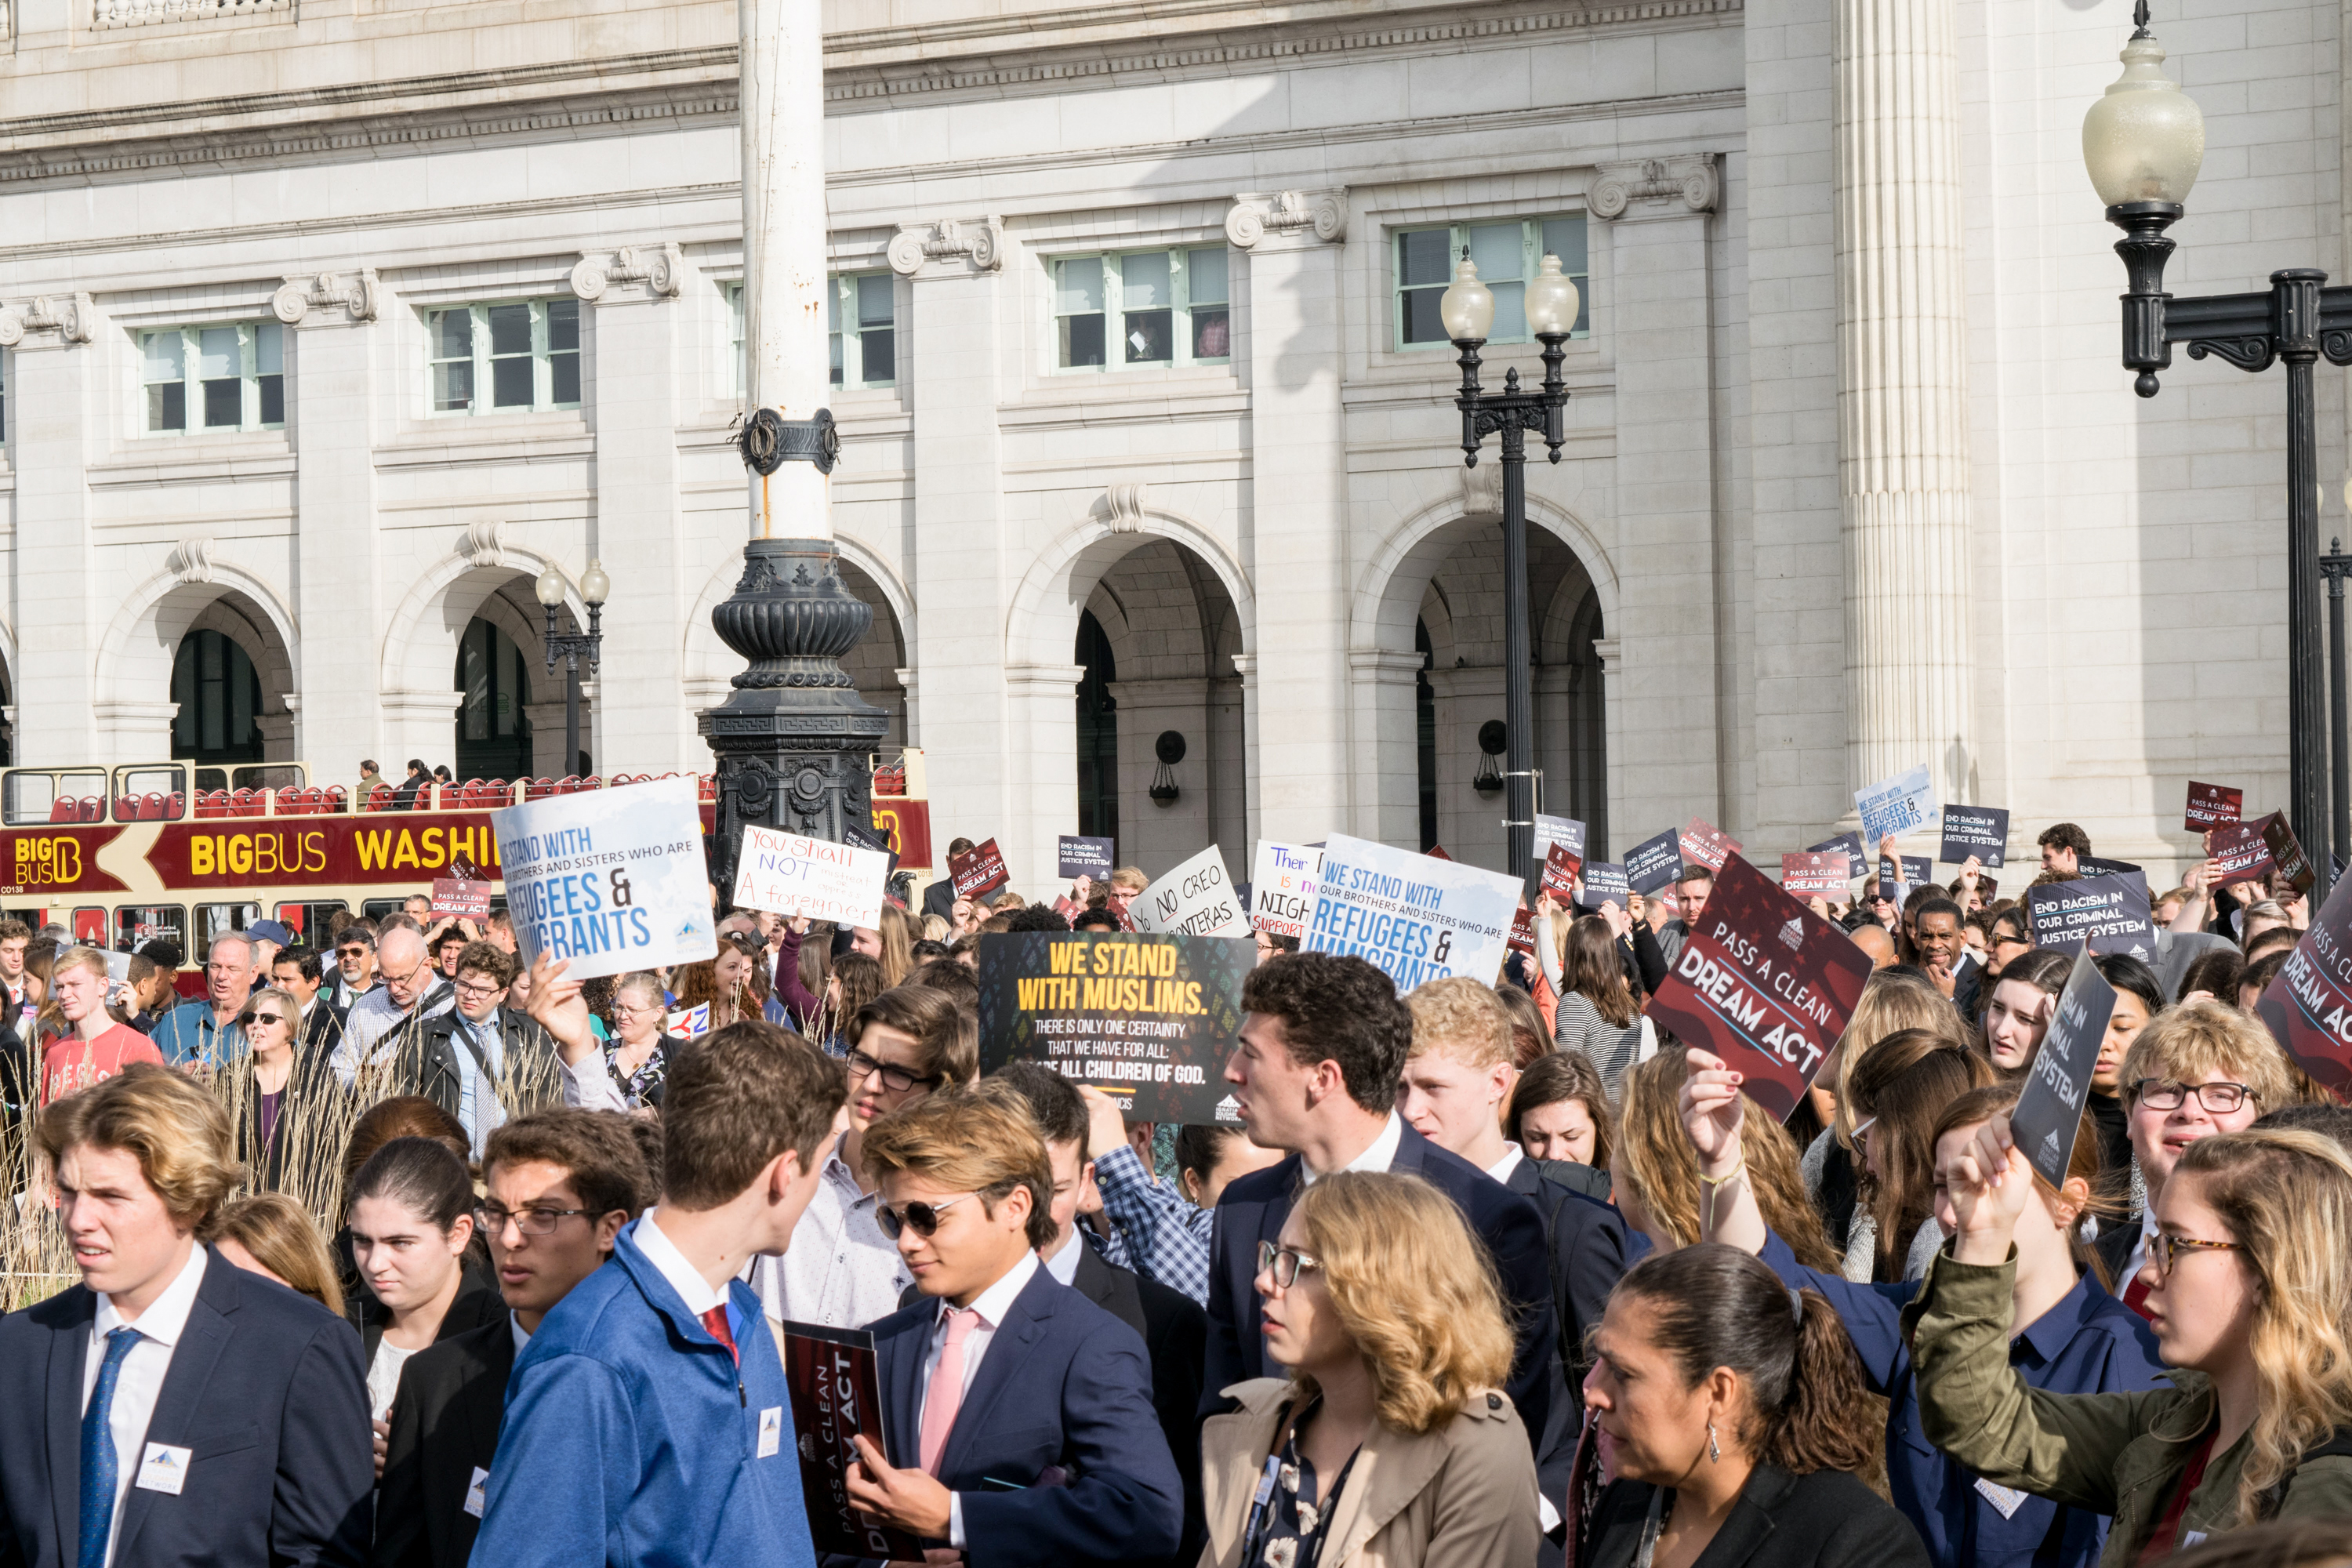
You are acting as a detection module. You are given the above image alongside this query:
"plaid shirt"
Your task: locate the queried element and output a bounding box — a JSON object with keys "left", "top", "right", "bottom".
{"left": 1091, "top": 1142, "right": 1212, "bottom": 1304}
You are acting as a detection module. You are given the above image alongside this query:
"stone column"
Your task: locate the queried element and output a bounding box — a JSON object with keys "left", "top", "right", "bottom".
{"left": 1, "top": 293, "right": 100, "bottom": 765}
{"left": 1347, "top": 647, "right": 1425, "bottom": 851}
{"left": 1231, "top": 189, "right": 1352, "bottom": 844}
{"left": 1835, "top": 0, "right": 1974, "bottom": 804}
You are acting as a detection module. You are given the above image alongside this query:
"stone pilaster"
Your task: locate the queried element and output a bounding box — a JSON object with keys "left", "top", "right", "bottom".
{"left": 2, "top": 294, "right": 100, "bottom": 765}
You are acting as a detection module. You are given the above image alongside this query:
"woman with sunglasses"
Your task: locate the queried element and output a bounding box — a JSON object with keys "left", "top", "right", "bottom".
{"left": 225, "top": 983, "right": 347, "bottom": 1192}
{"left": 1917, "top": 1121, "right": 2352, "bottom": 1562}
{"left": 1198, "top": 1170, "right": 1537, "bottom": 1568}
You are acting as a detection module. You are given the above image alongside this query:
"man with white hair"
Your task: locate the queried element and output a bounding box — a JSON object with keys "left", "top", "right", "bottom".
{"left": 150, "top": 931, "right": 258, "bottom": 1068}
{"left": 331, "top": 924, "right": 455, "bottom": 1086}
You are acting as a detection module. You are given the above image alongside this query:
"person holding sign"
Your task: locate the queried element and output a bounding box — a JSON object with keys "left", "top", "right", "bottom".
{"left": 1912, "top": 1123, "right": 2352, "bottom": 1562}
{"left": 1531, "top": 897, "right": 1649, "bottom": 1083}
{"left": 1679, "top": 1061, "right": 2164, "bottom": 1568}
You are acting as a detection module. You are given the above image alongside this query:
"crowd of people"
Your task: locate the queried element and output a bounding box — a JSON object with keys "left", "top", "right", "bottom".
{"left": 1, "top": 815, "right": 2349, "bottom": 1568}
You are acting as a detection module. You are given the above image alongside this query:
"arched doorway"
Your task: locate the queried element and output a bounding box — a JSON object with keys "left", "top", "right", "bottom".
{"left": 453, "top": 616, "right": 535, "bottom": 780}
{"left": 1076, "top": 610, "right": 1119, "bottom": 848}
{"left": 170, "top": 629, "right": 265, "bottom": 764}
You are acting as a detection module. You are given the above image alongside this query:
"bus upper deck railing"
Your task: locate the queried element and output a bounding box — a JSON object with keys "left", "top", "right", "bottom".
{"left": 10, "top": 771, "right": 719, "bottom": 828}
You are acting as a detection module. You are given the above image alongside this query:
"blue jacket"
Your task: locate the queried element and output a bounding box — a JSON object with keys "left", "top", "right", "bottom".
{"left": 1756, "top": 1230, "right": 2165, "bottom": 1568}
{"left": 468, "top": 1219, "right": 816, "bottom": 1568}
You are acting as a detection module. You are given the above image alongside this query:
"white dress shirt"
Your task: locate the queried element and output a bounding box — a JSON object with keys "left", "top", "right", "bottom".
{"left": 916, "top": 1250, "right": 1041, "bottom": 1548}
{"left": 83, "top": 1243, "right": 210, "bottom": 1568}
{"left": 631, "top": 1211, "right": 728, "bottom": 1318}
{"left": 1301, "top": 1111, "right": 1404, "bottom": 1185}
{"left": 1040, "top": 1232, "right": 1084, "bottom": 1287}
{"left": 1485, "top": 1142, "right": 1526, "bottom": 1185}
{"left": 753, "top": 1147, "right": 912, "bottom": 1330}
{"left": 452, "top": 1009, "right": 507, "bottom": 1156}
{"left": 2124, "top": 1203, "right": 2159, "bottom": 1286}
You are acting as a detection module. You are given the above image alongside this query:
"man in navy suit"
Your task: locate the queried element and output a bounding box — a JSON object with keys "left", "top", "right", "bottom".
{"left": 1201, "top": 953, "right": 1559, "bottom": 1448}
{"left": 0, "top": 1062, "right": 373, "bottom": 1568}
{"left": 840, "top": 1087, "right": 1181, "bottom": 1568}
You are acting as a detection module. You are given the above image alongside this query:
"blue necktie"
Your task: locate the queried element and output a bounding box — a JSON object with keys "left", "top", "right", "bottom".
{"left": 78, "top": 1326, "right": 140, "bottom": 1568}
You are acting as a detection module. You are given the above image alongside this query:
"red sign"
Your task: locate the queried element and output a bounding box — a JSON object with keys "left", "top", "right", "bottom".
{"left": 949, "top": 837, "right": 1010, "bottom": 900}
{"left": 2208, "top": 817, "right": 2274, "bottom": 888}
{"left": 144, "top": 813, "right": 505, "bottom": 891}
{"left": 2256, "top": 875, "right": 2352, "bottom": 1093}
{"left": 1780, "top": 851, "right": 1850, "bottom": 898}
{"left": 1508, "top": 906, "right": 1537, "bottom": 956}
{"left": 779, "top": 1323, "right": 923, "bottom": 1559}
{"left": 1679, "top": 818, "right": 1741, "bottom": 873}
{"left": 1645, "top": 853, "right": 1875, "bottom": 1123}
{"left": 869, "top": 798, "right": 933, "bottom": 870}
{"left": 2186, "top": 781, "right": 2243, "bottom": 833}
{"left": 1541, "top": 845, "right": 1581, "bottom": 899}
{"left": 2263, "top": 814, "right": 2315, "bottom": 895}
{"left": 430, "top": 877, "right": 495, "bottom": 919}
{"left": 0, "top": 826, "right": 129, "bottom": 896}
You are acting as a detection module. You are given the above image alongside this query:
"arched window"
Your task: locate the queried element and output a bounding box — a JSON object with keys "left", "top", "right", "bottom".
{"left": 1076, "top": 609, "right": 1119, "bottom": 851}
{"left": 454, "top": 617, "right": 533, "bottom": 780}
{"left": 171, "top": 630, "right": 263, "bottom": 764}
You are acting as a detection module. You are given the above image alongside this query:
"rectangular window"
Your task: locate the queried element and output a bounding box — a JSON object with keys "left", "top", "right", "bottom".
{"left": 1053, "top": 247, "right": 1232, "bottom": 372}
{"left": 731, "top": 275, "right": 900, "bottom": 394}
{"left": 1393, "top": 216, "right": 1591, "bottom": 350}
{"left": 424, "top": 299, "right": 583, "bottom": 416}
{"left": 139, "top": 321, "right": 286, "bottom": 435}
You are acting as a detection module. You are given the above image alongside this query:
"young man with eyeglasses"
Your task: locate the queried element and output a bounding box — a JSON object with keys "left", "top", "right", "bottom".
{"left": 752, "top": 983, "right": 976, "bottom": 1333}
{"left": 844, "top": 1087, "right": 1182, "bottom": 1566}
{"left": 376, "top": 1109, "right": 651, "bottom": 1568}
{"left": 2092, "top": 999, "right": 2296, "bottom": 1316}
{"left": 394, "top": 942, "right": 567, "bottom": 1156}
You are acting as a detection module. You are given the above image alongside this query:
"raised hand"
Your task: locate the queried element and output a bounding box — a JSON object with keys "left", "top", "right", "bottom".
{"left": 1945, "top": 1111, "right": 2034, "bottom": 1265}
{"left": 1677, "top": 1047, "right": 1744, "bottom": 1177}
{"left": 524, "top": 953, "right": 597, "bottom": 1066}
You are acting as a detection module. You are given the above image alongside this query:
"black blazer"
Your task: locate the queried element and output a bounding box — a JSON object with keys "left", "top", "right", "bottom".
{"left": 352, "top": 1260, "right": 506, "bottom": 1367}
{"left": 227, "top": 1048, "right": 348, "bottom": 1193}
{"left": 1505, "top": 1156, "right": 1628, "bottom": 1385}
{"left": 1200, "top": 1122, "right": 1558, "bottom": 1452}
{"left": 371, "top": 1316, "right": 514, "bottom": 1568}
{"left": 2094, "top": 1214, "right": 2142, "bottom": 1293}
{"left": 0, "top": 1245, "right": 374, "bottom": 1568}
{"left": 390, "top": 1007, "right": 560, "bottom": 1126}
{"left": 1582, "top": 1465, "right": 1931, "bottom": 1568}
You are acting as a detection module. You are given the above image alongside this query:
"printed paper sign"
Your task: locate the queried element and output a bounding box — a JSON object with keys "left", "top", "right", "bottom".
{"left": 1643, "top": 853, "right": 1874, "bottom": 1123}
{"left": 2024, "top": 870, "right": 2157, "bottom": 959}
{"left": 1058, "top": 835, "right": 1116, "bottom": 881}
{"left": 2077, "top": 856, "right": 2143, "bottom": 879}
{"left": 842, "top": 821, "right": 898, "bottom": 874}
{"left": 492, "top": 775, "right": 715, "bottom": 981}
{"left": 780, "top": 1323, "right": 924, "bottom": 1561}
{"left": 665, "top": 1002, "right": 711, "bottom": 1039}
{"left": 2186, "top": 781, "right": 2244, "bottom": 833}
{"left": 430, "top": 877, "right": 495, "bottom": 920}
{"left": 732, "top": 826, "right": 890, "bottom": 930}
{"left": 1248, "top": 841, "right": 1322, "bottom": 939}
{"left": 2255, "top": 873, "right": 2352, "bottom": 1091}
{"left": 1939, "top": 806, "right": 2010, "bottom": 868}
{"left": 1780, "top": 852, "right": 1850, "bottom": 898}
{"left": 975, "top": 931, "right": 1252, "bottom": 1121}
{"left": 1678, "top": 818, "right": 1741, "bottom": 874}
{"left": 948, "top": 838, "right": 1011, "bottom": 900}
{"left": 1541, "top": 844, "right": 1582, "bottom": 900}
{"left": 1625, "top": 830, "right": 1685, "bottom": 895}
{"left": 1130, "top": 844, "right": 1249, "bottom": 939}
{"left": 1580, "top": 862, "right": 1632, "bottom": 909}
{"left": 1534, "top": 815, "right": 1588, "bottom": 860}
{"left": 1878, "top": 855, "right": 1933, "bottom": 887}
{"left": 2010, "top": 953, "right": 2118, "bottom": 1192}
{"left": 1508, "top": 907, "right": 1537, "bottom": 956}
{"left": 1304, "top": 833, "right": 1523, "bottom": 989}
{"left": 2263, "top": 813, "right": 2316, "bottom": 895}
{"left": 1809, "top": 833, "right": 1867, "bottom": 880}
{"left": 2209, "top": 818, "right": 2274, "bottom": 888}
{"left": 1856, "top": 764, "right": 1937, "bottom": 841}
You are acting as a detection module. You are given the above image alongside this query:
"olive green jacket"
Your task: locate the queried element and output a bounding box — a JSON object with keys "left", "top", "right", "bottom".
{"left": 1903, "top": 1247, "right": 2352, "bottom": 1566}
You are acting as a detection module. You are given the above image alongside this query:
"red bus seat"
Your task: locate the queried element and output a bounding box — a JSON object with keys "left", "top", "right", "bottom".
{"left": 139, "top": 793, "right": 166, "bottom": 821}
{"left": 48, "top": 800, "right": 76, "bottom": 823}
{"left": 80, "top": 798, "right": 105, "bottom": 822}
{"left": 164, "top": 792, "right": 186, "bottom": 818}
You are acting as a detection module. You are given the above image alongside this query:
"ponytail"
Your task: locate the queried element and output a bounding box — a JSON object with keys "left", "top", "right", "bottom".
{"left": 1766, "top": 1287, "right": 1879, "bottom": 1476}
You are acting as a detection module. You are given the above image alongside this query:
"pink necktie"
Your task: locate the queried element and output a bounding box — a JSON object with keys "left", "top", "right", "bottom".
{"left": 918, "top": 1308, "right": 978, "bottom": 1475}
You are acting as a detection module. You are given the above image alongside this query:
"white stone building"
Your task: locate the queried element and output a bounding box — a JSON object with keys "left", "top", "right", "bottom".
{"left": 0, "top": 0, "right": 2330, "bottom": 893}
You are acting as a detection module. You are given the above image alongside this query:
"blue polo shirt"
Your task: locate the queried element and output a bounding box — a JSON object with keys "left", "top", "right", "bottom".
{"left": 1757, "top": 1229, "right": 2165, "bottom": 1568}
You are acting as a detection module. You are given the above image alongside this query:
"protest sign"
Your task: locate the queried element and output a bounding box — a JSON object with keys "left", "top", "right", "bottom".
{"left": 492, "top": 775, "right": 714, "bottom": 980}
{"left": 1878, "top": 855, "right": 1932, "bottom": 887}
{"left": 1856, "top": 764, "right": 1937, "bottom": 841}
{"left": 1425, "top": 844, "right": 1453, "bottom": 861}
{"left": 1534, "top": 815, "right": 1588, "bottom": 860}
{"left": 731, "top": 825, "right": 890, "bottom": 929}
{"left": 2077, "top": 856, "right": 2143, "bottom": 879}
{"left": 1939, "top": 805, "right": 2009, "bottom": 868}
{"left": 2010, "top": 953, "right": 2119, "bottom": 1191}
{"left": 976, "top": 931, "right": 1252, "bottom": 1120}
{"left": 779, "top": 1323, "right": 923, "bottom": 1560}
{"left": 1541, "top": 844, "right": 1582, "bottom": 900}
{"left": 1058, "top": 835, "right": 1116, "bottom": 881}
{"left": 1644, "top": 853, "right": 1874, "bottom": 1123}
{"left": 1678, "top": 818, "right": 1741, "bottom": 874}
{"left": 1580, "top": 862, "right": 1632, "bottom": 909}
{"left": 1625, "top": 830, "right": 1684, "bottom": 895}
{"left": 948, "top": 837, "right": 1010, "bottom": 900}
{"left": 1248, "top": 840, "right": 1321, "bottom": 938}
{"left": 429, "top": 877, "right": 494, "bottom": 920}
{"left": 1304, "top": 833, "right": 1523, "bottom": 989}
{"left": 1508, "top": 906, "right": 1537, "bottom": 956}
{"left": 665, "top": 1003, "right": 711, "bottom": 1039}
{"left": 2186, "top": 781, "right": 2243, "bottom": 833}
{"left": 841, "top": 822, "right": 898, "bottom": 873}
{"left": 1129, "top": 844, "right": 1249, "bottom": 938}
{"left": 1780, "top": 852, "right": 1850, "bottom": 898}
{"left": 2263, "top": 813, "right": 2316, "bottom": 895}
{"left": 2209, "top": 818, "right": 2274, "bottom": 888}
{"left": 2024, "top": 870, "right": 2157, "bottom": 959}
{"left": 1809, "top": 833, "right": 1867, "bottom": 879}
{"left": 2255, "top": 873, "right": 2352, "bottom": 1092}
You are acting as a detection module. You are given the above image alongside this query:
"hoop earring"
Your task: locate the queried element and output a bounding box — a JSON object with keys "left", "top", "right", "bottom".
{"left": 1706, "top": 1422, "right": 1721, "bottom": 1464}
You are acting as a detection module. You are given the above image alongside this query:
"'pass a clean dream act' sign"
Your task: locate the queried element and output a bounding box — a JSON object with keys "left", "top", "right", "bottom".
{"left": 492, "top": 775, "right": 715, "bottom": 980}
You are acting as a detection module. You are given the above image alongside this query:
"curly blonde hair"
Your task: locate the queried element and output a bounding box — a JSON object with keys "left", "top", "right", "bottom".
{"left": 1290, "top": 1172, "right": 1515, "bottom": 1435}
{"left": 1405, "top": 977, "right": 1515, "bottom": 1071}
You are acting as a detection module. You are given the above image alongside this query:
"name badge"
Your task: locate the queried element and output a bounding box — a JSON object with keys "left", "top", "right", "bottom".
{"left": 136, "top": 1444, "right": 191, "bottom": 1496}
{"left": 463, "top": 1467, "right": 489, "bottom": 1519}
{"left": 1973, "top": 1476, "right": 2029, "bottom": 1519}
{"left": 757, "top": 1406, "right": 782, "bottom": 1459}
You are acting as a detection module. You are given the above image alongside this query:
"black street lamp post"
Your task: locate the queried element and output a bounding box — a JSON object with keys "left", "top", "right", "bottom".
{"left": 2322, "top": 537, "right": 2352, "bottom": 867}
{"left": 1440, "top": 251, "right": 1579, "bottom": 884}
{"left": 535, "top": 560, "right": 608, "bottom": 776}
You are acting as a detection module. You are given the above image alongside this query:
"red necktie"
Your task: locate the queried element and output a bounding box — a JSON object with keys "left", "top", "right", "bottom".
{"left": 699, "top": 1305, "right": 739, "bottom": 1364}
{"left": 2123, "top": 1274, "right": 2154, "bottom": 1321}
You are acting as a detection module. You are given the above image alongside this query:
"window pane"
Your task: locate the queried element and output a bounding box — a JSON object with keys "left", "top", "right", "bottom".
{"left": 1192, "top": 307, "right": 1231, "bottom": 361}
{"left": 830, "top": 332, "right": 844, "bottom": 387}
{"left": 201, "top": 379, "right": 241, "bottom": 428}
{"left": 1056, "top": 258, "right": 1104, "bottom": 316}
{"left": 1490, "top": 281, "right": 1526, "bottom": 343}
{"left": 195, "top": 327, "right": 238, "bottom": 381}
{"left": 1468, "top": 223, "right": 1523, "bottom": 284}
{"left": 1400, "top": 287, "right": 1449, "bottom": 345}
{"left": 827, "top": 283, "right": 840, "bottom": 332}
{"left": 488, "top": 304, "right": 532, "bottom": 358}
{"left": 150, "top": 382, "right": 187, "bottom": 432}
{"left": 491, "top": 357, "right": 534, "bottom": 408}
{"left": 433, "top": 361, "right": 474, "bottom": 414}
{"left": 142, "top": 333, "right": 184, "bottom": 383}
{"left": 1121, "top": 252, "right": 1171, "bottom": 310}
{"left": 857, "top": 274, "right": 893, "bottom": 329}
{"left": 1123, "top": 309, "right": 1172, "bottom": 363}
{"left": 431, "top": 310, "right": 472, "bottom": 361}
{"left": 1060, "top": 313, "right": 1106, "bottom": 368}
{"left": 1398, "top": 229, "right": 1453, "bottom": 289}
{"left": 1541, "top": 216, "right": 1588, "bottom": 277}
{"left": 550, "top": 352, "right": 581, "bottom": 406}
{"left": 1188, "top": 248, "right": 1229, "bottom": 305}
{"left": 546, "top": 299, "right": 579, "bottom": 354}
{"left": 256, "top": 321, "right": 284, "bottom": 376}
{"left": 860, "top": 328, "right": 895, "bottom": 385}
{"left": 258, "top": 376, "right": 285, "bottom": 426}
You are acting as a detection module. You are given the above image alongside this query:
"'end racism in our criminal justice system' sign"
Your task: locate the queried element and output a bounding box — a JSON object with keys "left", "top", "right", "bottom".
{"left": 2010, "top": 953, "right": 2118, "bottom": 1192}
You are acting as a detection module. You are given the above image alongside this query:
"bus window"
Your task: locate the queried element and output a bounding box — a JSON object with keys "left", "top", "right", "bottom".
{"left": 71, "top": 908, "right": 108, "bottom": 946}
{"left": 4, "top": 906, "right": 53, "bottom": 930}
{"left": 362, "top": 898, "right": 408, "bottom": 923}
{"left": 196, "top": 902, "right": 262, "bottom": 949}
{"left": 112, "top": 765, "right": 189, "bottom": 822}
{"left": 3, "top": 770, "right": 108, "bottom": 826}
{"left": 275, "top": 902, "right": 350, "bottom": 946}
{"left": 117, "top": 906, "right": 189, "bottom": 958}
{"left": 2, "top": 775, "right": 56, "bottom": 826}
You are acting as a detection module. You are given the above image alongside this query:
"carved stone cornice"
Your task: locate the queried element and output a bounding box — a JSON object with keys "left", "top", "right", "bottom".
{"left": 1225, "top": 188, "right": 1347, "bottom": 251}
{"left": 1102, "top": 482, "right": 1150, "bottom": 534}
{"left": 271, "top": 269, "right": 379, "bottom": 328}
{"left": 165, "top": 536, "right": 214, "bottom": 586}
{"left": 0, "top": 293, "right": 95, "bottom": 350}
{"left": 1589, "top": 155, "right": 1719, "bottom": 221}
{"left": 457, "top": 520, "right": 509, "bottom": 570}
{"left": 571, "top": 242, "right": 684, "bottom": 303}
{"left": 887, "top": 218, "right": 1005, "bottom": 279}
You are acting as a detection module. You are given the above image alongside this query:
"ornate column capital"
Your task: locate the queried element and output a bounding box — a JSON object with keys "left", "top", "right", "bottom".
{"left": 165, "top": 536, "right": 215, "bottom": 586}
{"left": 1589, "top": 156, "right": 1719, "bottom": 222}
{"left": 272, "top": 270, "right": 379, "bottom": 328}
{"left": 887, "top": 217, "right": 1005, "bottom": 279}
{"left": 1225, "top": 188, "right": 1348, "bottom": 251}
{"left": 571, "top": 242, "right": 684, "bottom": 303}
{"left": 0, "top": 293, "right": 96, "bottom": 350}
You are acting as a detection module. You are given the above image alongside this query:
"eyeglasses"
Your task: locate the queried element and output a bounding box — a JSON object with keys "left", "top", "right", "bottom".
{"left": 845, "top": 1048, "right": 945, "bottom": 1094}
{"left": 381, "top": 960, "right": 430, "bottom": 989}
{"left": 2132, "top": 1079, "right": 2258, "bottom": 1114}
{"left": 1256, "top": 1241, "right": 1323, "bottom": 1290}
{"left": 477, "top": 1203, "right": 593, "bottom": 1236}
{"left": 2150, "top": 1231, "right": 2243, "bottom": 1276}
{"left": 874, "top": 1193, "right": 974, "bottom": 1240}
{"left": 452, "top": 976, "right": 504, "bottom": 1000}
{"left": 1848, "top": 1115, "right": 1878, "bottom": 1157}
